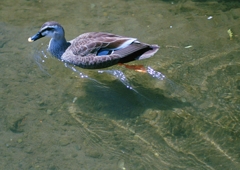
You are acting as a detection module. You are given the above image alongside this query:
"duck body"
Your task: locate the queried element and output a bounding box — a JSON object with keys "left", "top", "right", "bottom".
{"left": 28, "top": 21, "right": 159, "bottom": 69}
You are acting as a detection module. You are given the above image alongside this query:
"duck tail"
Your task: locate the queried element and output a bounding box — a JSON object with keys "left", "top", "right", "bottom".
{"left": 138, "top": 44, "right": 159, "bottom": 60}
{"left": 116, "top": 43, "right": 160, "bottom": 63}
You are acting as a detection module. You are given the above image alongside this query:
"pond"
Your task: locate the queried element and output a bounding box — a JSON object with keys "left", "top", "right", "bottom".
{"left": 0, "top": 0, "right": 240, "bottom": 169}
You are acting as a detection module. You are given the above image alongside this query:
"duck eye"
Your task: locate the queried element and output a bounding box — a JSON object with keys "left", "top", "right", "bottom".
{"left": 45, "top": 28, "right": 54, "bottom": 32}
{"left": 41, "top": 27, "right": 54, "bottom": 33}
{"left": 40, "top": 27, "right": 54, "bottom": 36}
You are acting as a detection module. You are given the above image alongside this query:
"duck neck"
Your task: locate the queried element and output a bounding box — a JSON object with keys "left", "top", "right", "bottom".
{"left": 48, "top": 38, "right": 70, "bottom": 59}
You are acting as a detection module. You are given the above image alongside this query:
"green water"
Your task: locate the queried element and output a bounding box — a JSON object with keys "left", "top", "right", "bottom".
{"left": 1, "top": 0, "right": 240, "bottom": 169}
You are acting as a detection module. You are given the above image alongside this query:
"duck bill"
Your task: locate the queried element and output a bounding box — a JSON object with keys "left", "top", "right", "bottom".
{"left": 28, "top": 32, "right": 43, "bottom": 42}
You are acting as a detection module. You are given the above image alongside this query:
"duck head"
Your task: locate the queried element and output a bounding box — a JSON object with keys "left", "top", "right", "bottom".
{"left": 28, "top": 21, "right": 65, "bottom": 42}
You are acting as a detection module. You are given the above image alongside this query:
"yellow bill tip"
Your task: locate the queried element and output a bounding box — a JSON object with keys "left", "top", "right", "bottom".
{"left": 28, "top": 37, "right": 34, "bottom": 42}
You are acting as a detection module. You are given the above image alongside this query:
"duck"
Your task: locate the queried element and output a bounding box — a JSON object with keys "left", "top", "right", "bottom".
{"left": 28, "top": 21, "right": 159, "bottom": 69}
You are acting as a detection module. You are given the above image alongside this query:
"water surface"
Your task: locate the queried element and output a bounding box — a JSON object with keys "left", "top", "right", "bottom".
{"left": 0, "top": 0, "right": 240, "bottom": 169}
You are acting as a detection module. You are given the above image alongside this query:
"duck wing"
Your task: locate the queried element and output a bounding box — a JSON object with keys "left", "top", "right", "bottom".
{"left": 62, "top": 32, "right": 159, "bottom": 69}
{"left": 68, "top": 32, "right": 137, "bottom": 56}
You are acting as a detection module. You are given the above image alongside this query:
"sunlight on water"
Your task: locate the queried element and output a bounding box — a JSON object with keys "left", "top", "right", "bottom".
{"left": 98, "top": 70, "right": 133, "bottom": 90}
{"left": 146, "top": 66, "right": 165, "bottom": 80}
{"left": 64, "top": 63, "right": 104, "bottom": 85}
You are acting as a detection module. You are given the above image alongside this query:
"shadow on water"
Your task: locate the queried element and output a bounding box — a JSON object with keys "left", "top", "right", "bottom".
{"left": 74, "top": 78, "right": 192, "bottom": 119}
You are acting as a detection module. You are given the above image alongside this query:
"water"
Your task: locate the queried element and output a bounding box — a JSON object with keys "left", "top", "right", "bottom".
{"left": 1, "top": 0, "right": 240, "bottom": 169}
